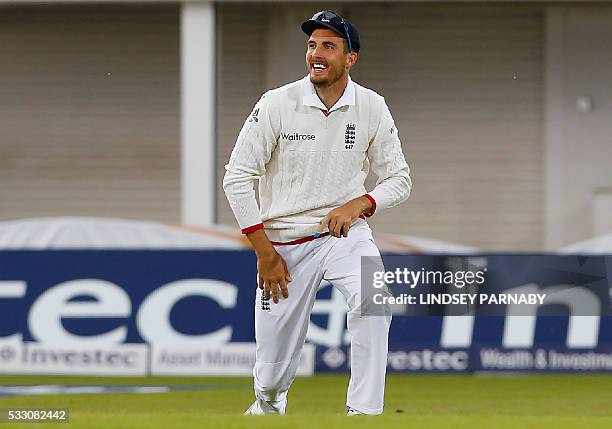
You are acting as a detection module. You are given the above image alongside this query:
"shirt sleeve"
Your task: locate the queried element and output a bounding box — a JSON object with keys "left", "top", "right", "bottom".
{"left": 223, "top": 93, "right": 278, "bottom": 233}
{"left": 366, "top": 96, "right": 412, "bottom": 215}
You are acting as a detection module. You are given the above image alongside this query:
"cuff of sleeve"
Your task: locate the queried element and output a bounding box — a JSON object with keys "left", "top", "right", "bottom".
{"left": 362, "top": 194, "right": 377, "bottom": 218}
{"left": 241, "top": 223, "right": 264, "bottom": 235}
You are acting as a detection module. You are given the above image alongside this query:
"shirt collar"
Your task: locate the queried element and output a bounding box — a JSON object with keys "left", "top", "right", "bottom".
{"left": 301, "top": 75, "right": 355, "bottom": 113}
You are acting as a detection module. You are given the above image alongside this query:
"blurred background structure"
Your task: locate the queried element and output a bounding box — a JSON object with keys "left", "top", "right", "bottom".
{"left": 1, "top": 1, "right": 611, "bottom": 251}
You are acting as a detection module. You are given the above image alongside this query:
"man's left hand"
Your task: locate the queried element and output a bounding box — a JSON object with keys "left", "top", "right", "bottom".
{"left": 316, "top": 196, "right": 373, "bottom": 238}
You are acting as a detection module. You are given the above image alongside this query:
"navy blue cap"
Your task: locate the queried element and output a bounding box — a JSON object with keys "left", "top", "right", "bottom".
{"left": 301, "top": 10, "right": 360, "bottom": 53}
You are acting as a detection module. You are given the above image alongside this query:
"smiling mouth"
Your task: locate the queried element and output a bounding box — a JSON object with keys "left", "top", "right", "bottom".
{"left": 311, "top": 63, "right": 327, "bottom": 72}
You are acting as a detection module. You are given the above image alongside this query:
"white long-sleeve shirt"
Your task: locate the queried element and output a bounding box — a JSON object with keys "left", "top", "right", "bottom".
{"left": 223, "top": 75, "right": 412, "bottom": 243}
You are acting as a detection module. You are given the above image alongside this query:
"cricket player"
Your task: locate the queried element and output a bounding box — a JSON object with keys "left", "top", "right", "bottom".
{"left": 223, "top": 10, "right": 411, "bottom": 416}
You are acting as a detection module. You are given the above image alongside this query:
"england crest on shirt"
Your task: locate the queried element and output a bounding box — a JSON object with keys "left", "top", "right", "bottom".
{"left": 345, "top": 123, "right": 356, "bottom": 150}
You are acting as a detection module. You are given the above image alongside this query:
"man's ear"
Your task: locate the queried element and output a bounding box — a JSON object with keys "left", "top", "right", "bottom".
{"left": 347, "top": 52, "right": 358, "bottom": 66}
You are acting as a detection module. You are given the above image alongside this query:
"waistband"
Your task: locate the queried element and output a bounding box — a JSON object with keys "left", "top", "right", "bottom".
{"left": 270, "top": 232, "right": 330, "bottom": 246}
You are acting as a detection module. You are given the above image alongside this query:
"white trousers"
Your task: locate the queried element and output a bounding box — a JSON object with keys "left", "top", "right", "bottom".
{"left": 252, "top": 220, "right": 391, "bottom": 415}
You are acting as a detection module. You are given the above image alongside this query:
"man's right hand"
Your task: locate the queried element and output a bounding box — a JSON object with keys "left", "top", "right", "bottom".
{"left": 257, "top": 251, "right": 292, "bottom": 304}
{"left": 246, "top": 228, "right": 292, "bottom": 304}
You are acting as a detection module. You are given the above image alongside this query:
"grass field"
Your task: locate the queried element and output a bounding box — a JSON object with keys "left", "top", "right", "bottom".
{"left": 1, "top": 374, "right": 611, "bottom": 428}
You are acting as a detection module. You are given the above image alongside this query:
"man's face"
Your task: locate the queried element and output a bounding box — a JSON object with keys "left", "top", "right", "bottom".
{"left": 306, "top": 28, "right": 353, "bottom": 87}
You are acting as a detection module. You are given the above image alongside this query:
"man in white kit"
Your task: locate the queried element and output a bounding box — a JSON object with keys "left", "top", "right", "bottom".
{"left": 223, "top": 10, "right": 412, "bottom": 416}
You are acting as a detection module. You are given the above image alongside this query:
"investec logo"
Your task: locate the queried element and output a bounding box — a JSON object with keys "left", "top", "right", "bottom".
{"left": 280, "top": 132, "right": 316, "bottom": 141}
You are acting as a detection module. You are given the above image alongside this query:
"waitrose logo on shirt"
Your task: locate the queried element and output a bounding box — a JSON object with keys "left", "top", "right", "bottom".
{"left": 280, "top": 132, "right": 316, "bottom": 141}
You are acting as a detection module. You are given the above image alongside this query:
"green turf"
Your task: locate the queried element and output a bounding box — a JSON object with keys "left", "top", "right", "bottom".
{"left": 0, "top": 374, "right": 611, "bottom": 428}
